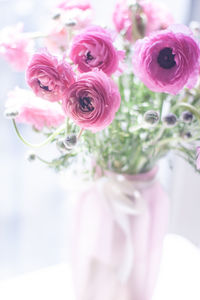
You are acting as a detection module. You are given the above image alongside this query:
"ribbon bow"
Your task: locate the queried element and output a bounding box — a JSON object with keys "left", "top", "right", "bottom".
{"left": 94, "top": 173, "right": 155, "bottom": 282}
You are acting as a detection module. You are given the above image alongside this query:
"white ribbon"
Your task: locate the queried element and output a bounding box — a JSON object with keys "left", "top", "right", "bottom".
{"left": 94, "top": 173, "right": 156, "bottom": 283}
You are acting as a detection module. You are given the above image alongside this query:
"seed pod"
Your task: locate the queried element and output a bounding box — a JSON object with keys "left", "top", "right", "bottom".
{"left": 65, "top": 19, "right": 77, "bottom": 27}
{"left": 181, "top": 111, "right": 193, "bottom": 123}
{"left": 26, "top": 152, "right": 36, "bottom": 162}
{"left": 144, "top": 110, "right": 159, "bottom": 125}
{"left": 4, "top": 109, "right": 19, "bottom": 119}
{"left": 64, "top": 134, "right": 77, "bottom": 149}
{"left": 56, "top": 139, "right": 68, "bottom": 153}
{"left": 184, "top": 132, "right": 192, "bottom": 139}
{"left": 52, "top": 13, "right": 61, "bottom": 20}
{"left": 163, "top": 113, "right": 177, "bottom": 127}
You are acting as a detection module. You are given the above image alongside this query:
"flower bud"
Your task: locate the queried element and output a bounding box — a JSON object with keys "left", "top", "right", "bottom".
{"left": 181, "top": 111, "right": 193, "bottom": 123}
{"left": 64, "top": 134, "right": 77, "bottom": 149}
{"left": 144, "top": 110, "right": 159, "bottom": 125}
{"left": 56, "top": 139, "right": 67, "bottom": 153}
{"left": 190, "top": 21, "right": 200, "bottom": 38}
{"left": 163, "top": 113, "right": 177, "bottom": 127}
{"left": 184, "top": 132, "right": 192, "bottom": 139}
{"left": 52, "top": 13, "right": 61, "bottom": 20}
{"left": 65, "top": 19, "right": 77, "bottom": 27}
{"left": 4, "top": 108, "right": 19, "bottom": 119}
{"left": 26, "top": 152, "right": 36, "bottom": 162}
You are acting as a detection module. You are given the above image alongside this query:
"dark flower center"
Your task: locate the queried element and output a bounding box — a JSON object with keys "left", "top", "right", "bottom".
{"left": 38, "top": 79, "right": 51, "bottom": 91}
{"left": 79, "top": 97, "right": 94, "bottom": 112}
{"left": 157, "top": 47, "right": 176, "bottom": 69}
{"left": 86, "top": 51, "right": 94, "bottom": 62}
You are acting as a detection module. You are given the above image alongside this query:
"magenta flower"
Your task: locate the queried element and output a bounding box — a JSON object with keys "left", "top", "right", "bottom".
{"left": 196, "top": 147, "right": 200, "bottom": 170}
{"left": 113, "top": 0, "right": 174, "bottom": 42}
{"left": 69, "top": 26, "right": 124, "bottom": 76}
{"left": 26, "top": 50, "right": 75, "bottom": 102}
{"left": 63, "top": 71, "right": 121, "bottom": 132}
{"left": 5, "top": 88, "right": 65, "bottom": 130}
{"left": 132, "top": 25, "right": 200, "bottom": 94}
{"left": 0, "top": 23, "right": 33, "bottom": 71}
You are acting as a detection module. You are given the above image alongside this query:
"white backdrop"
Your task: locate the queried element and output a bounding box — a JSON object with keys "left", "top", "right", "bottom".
{"left": 0, "top": 0, "right": 200, "bottom": 280}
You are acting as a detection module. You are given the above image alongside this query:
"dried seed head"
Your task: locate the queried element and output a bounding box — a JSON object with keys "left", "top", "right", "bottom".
{"left": 26, "top": 152, "right": 36, "bottom": 162}
{"left": 65, "top": 19, "right": 77, "bottom": 27}
{"left": 4, "top": 109, "right": 19, "bottom": 119}
{"left": 181, "top": 111, "right": 193, "bottom": 123}
{"left": 144, "top": 110, "right": 159, "bottom": 125}
{"left": 163, "top": 113, "right": 177, "bottom": 127}
{"left": 64, "top": 134, "right": 77, "bottom": 149}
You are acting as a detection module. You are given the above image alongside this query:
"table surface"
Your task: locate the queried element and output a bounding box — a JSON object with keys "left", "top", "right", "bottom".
{"left": 0, "top": 234, "right": 200, "bottom": 300}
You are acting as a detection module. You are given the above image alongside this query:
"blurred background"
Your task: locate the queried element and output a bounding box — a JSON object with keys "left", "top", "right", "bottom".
{"left": 0, "top": 0, "right": 200, "bottom": 280}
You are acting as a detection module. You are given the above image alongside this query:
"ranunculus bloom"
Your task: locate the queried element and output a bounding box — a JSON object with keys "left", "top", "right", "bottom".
{"left": 63, "top": 71, "right": 121, "bottom": 132}
{"left": 69, "top": 26, "right": 124, "bottom": 76}
{"left": 113, "top": 0, "right": 174, "bottom": 42}
{"left": 196, "top": 147, "right": 200, "bottom": 170}
{"left": 5, "top": 87, "right": 65, "bottom": 130}
{"left": 0, "top": 23, "right": 33, "bottom": 71}
{"left": 56, "top": 0, "right": 93, "bottom": 30}
{"left": 44, "top": 21, "right": 68, "bottom": 54}
{"left": 132, "top": 25, "right": 200, "bottom": 94}
{"left": 26, "top": 50, "right": 75, "bottom": 102}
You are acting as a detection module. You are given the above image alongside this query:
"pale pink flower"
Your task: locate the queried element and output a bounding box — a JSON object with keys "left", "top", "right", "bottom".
{"left": 132, "top": 25, "right": 200, "bottom": 95}
{"left": 56, "top": 0, "right": 93, "bottom": 30}
{"left": 63, "top": 70, "right": 121, "bottom": 132}
{"left": 26, "top": 49, "right": 75, "bottom": 102}
{"left": 0, "top": 23, "right": 33, "bottom": 71}
{"left": 57, "top": 0, "right": 91, "bottom": 11}
{"left": 5, "top": 87, "right": 65, "bottom": 130}
{"left": 196, "top": 147, "right": 200, "bottom": 170}
{"left": 44, "top": 21, "right": 68, "bottom": 54}
{"left": 113, "top": 0, "right": 174, "bottom": 42}
{"left": 140, "top": 0, "right": 174, "bottom": 35}
{"left": 70, "top": 26, "right": 124, "bottom": 76}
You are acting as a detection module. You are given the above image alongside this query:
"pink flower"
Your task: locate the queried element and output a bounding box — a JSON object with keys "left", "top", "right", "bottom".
{"left": 63, "top": 70, "right": 121, "bottom": 132}
{"left": 140, "top": 0, "right": 174, "bottom": 35}
{"left": 45, "top": 21, "right": 68, "bottom": 54}
{"left": 69, "top": 26, "right": 124, "bottom": 76}
{"left": 132, "top": 25, "right": 200, "bottom": 95}
{"left": 0, "top": 23, "right": 33, "bottom": 71}
{"left": 57, "top": 0, "right": 91, "bottom": 11}
{"left": 5, "top": 87, "right": 65, "bottom": 130}
{"left": 196, "top": 147, "right": 200, "bottom": 170}
{"left": 113, "top": 0, "right": 174, "bottom": 42}
{"left": 56, "top": 0, "right": 93, "bottom": 30}
{"left": 26, "top": 50, "right": 75, "bottom": 102}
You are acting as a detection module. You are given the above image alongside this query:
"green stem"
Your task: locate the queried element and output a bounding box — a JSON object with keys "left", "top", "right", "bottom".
{"left": 12, "top": 119, "right": 65, "bottom": 148}
{"left": 36, "top": 155, "right": 60, "bottom": 166}
{"left": 157, "top": 134, "right": 200, "bottom": 148}
{"left": 173, "top": 102, "right": 200, "bottom": 123}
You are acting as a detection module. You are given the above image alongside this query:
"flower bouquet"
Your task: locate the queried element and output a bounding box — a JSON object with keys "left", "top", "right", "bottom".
{"left": 2, "top": 0, "right": 200, "bottom": 299}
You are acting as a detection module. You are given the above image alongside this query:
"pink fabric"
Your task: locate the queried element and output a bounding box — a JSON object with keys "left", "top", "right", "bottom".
{"left": 70, "top": 168, "right": 169, "bottom": 300}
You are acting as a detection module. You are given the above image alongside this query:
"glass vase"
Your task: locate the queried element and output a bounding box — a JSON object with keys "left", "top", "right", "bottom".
{"left": 70, "top": 167, "right": 169, "bottom": 300}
